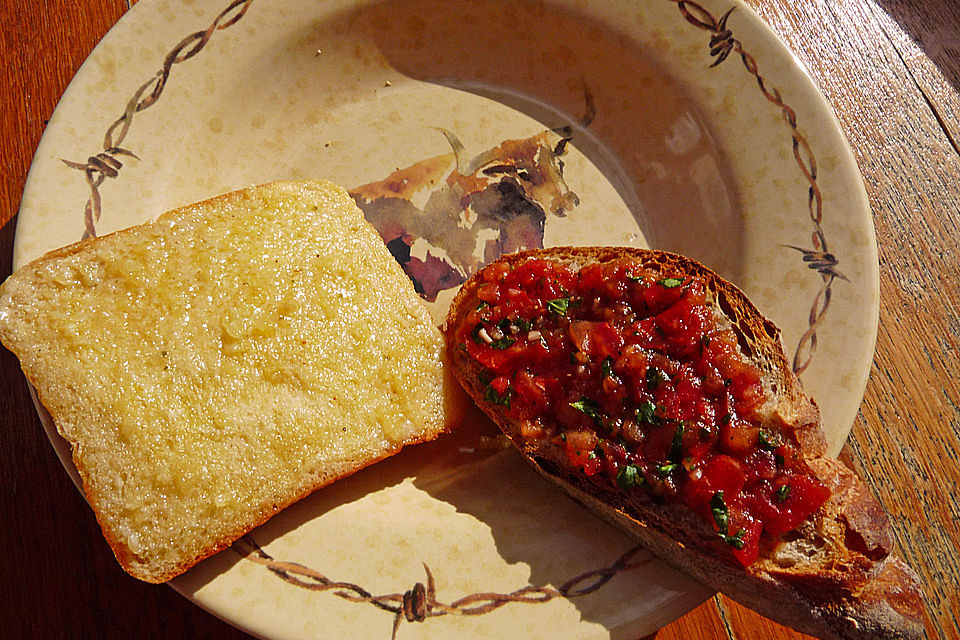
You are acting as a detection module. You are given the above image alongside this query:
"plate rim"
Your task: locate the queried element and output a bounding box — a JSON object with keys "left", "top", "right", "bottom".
{"left": 13, "top": 0, "right": 878, "bottom": 637}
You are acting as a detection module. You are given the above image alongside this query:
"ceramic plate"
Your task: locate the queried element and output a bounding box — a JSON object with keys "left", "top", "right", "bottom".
{"left": 15, "top": 0, "right": 877, "bottom": 638}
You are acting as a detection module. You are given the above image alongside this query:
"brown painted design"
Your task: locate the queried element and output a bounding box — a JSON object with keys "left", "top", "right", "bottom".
{"left": 667, "top": 0, "right": 847, "bottom": 374}
{"left": 349, "top": 122, "right": 586, "bottom": 302}
{"left": 233, "top": 535, "right": 649, "bottom": 640}
{"left": 61, "top": 0, "right": 254, "bottom": 239}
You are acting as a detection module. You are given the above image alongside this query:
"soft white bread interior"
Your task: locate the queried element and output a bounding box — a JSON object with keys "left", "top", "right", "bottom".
{"left": 0, "top": 180, "right": 450, "bottom": 582}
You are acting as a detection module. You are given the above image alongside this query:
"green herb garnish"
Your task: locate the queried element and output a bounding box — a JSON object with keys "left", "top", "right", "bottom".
{"left": 710, "top": 491, "right": 729, "bottom": 533}
{"left": 546, "top": 297, "right": 571, "bottom": 315}
{"left": 759, "top": 429, "right": 781, "bottom": 451}
{"left": 484, "top": 385, "right": 512, "bottom": 408}
{"left": 710, "top": 491, "right": 747, "bottom": 549}
{"left": 475, "top": 301, "right": 490, "bottom": 311}
{"left": 470, "top": 323, "right": 484, "bottom": 344}
{"left": 646, "top": 366, "right": 668, "bottom": 390}
{"left": 725, "top": 529, "right": 746, "bottom": 549}
{"left": 570, "top": 398, "right": 602, "bottom": 426}
{"left": 499, "top": 317, "right": 531, "bottom": 333}
{"left": 776, "top": 484, "right": 791, "bottom": 503}
{"left": 669, "top": 422, "right": 685, "bottom": 462}
{"left": 601, "top": 356, "right": 615, "bottom": 379}
{"left": 657, "top": 277, "right": 683, "bottom": 288}
{"left": 489, "top": 335, "right": 516, "bottom": 350}
{"left": 636, "top": 400, "right": 661, "bottom": 426}
{"left": 617, "top": 465, "right": 641, "bottom": 490}
{"left": 656, "top": 462, "right": 679, "bottom": 476}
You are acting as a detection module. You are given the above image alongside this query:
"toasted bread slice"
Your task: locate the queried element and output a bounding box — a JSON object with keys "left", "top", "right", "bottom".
{"left": 0, "top": 180, "right": 450, "bottom": 583}
{"left": 442, "top": 247, "right": 923, "bottom": 640}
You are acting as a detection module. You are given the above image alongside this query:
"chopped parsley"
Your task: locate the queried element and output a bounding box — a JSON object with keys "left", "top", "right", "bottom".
{"left": 499, "top": 317, "right": 530, "bottom": 333}
{"left": 601, "top": 356, "right": 615, "bottom": 379}
{"left": 617, "top": 464, "right": 641, "bottom": 490}
{"left": 776, "top": 484, "right": 791, "bottom": 503}
{"left": 710, "top": 491, "right": 729, "bottom": 533}
{"left": 759, "top": 429, "right": 781, "bottom": 451}
{"left": 710, "top": 490, "right": 746, "bottom": 549}
{"left": 489, "top": 335, "right": 516, "bottom": 350}
{"left": 470, "top": 323, "right": 483, "bottom": 344}
{"left": 655, "top": 462, "right": 678, "bottom": 476}
{"left": 725, "top": 529, "right": 746, "bottom": 549}
{"left": 569, "top": 398, "right": 603, "bottom": 427}
{"left": 636, "top": 400, "right": 661, "bottom": 426}
{"left": 657, "top": 277, "right": 683, "bottom": 288}
{"left": 669, "top": 422, "right": 685, "bottom": 462}
{"left": 646, "top": 366, "right": 668, "bottom": 390}
{"left": 484, "top": 385, "right": 512, "bottom": 408}
{"left": 546, "top": 297, "right": 571, "bottom": 315}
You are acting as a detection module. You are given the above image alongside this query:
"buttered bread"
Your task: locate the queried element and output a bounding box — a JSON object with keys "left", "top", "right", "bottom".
{"left": 0, "top": 180, "right": 450, "bottom": 582}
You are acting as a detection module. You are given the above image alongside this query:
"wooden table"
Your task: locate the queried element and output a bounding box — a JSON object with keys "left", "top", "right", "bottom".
{"left": 1, "top": 0, "right": 956, "bottom": 638}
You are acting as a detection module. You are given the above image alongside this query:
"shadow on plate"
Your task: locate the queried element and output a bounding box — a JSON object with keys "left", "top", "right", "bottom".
{"left": 177, "top": 386, "right": 709, "bottom": 636}
{"left": 355, "top": 0, "right": 745, "bottom": 281}
{"left": 205, "top": 0, "right": 747, "bottom": 285}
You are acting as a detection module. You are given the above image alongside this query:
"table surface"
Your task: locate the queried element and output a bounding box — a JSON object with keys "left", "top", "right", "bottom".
{"left": 1, "top": 0, "right": 957, "bottom": 638}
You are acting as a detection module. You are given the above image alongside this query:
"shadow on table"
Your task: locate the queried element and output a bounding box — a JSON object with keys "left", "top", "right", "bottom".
{"left": 873, "top": 0, "right": 960, "bottom": 92}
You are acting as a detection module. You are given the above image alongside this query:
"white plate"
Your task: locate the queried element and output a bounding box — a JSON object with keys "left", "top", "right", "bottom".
{"left": 15, "top": 0, "right": 877, "bottom": 638}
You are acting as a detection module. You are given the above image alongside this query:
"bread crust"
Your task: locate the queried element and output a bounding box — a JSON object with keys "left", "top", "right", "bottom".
{"left": 442, "top": 246, "right": 923, "bottom": 640}
{"left": 1, "top": 180, "right": 449, "bottom": 584}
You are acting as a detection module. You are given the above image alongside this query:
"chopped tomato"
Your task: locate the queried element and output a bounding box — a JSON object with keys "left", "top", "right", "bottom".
{"left": 460, "top": 256, "right": 831, "bottom": 566}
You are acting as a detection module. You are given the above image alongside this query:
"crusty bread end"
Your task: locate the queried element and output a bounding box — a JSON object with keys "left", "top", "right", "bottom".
{"left": 442, "top": 246, "right": 924, "bottom": 640}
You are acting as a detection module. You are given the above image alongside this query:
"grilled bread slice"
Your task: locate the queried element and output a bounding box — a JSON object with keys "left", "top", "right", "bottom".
{"left": 0, "top": 180, "right": 450, "bottom": 583}
{"left": 442, "top": 246, "right": 923, "bottom": 640}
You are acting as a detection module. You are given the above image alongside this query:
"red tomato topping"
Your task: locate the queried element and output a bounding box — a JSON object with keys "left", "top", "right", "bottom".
{"left": 458, "top": 257, "right": 831, "bottom": 565}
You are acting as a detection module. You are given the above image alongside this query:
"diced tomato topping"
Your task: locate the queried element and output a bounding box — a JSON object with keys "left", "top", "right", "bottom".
{"left": 458, "top": 256, "right": 832, "bottom": 566}
{"left": 729, "top": 512, "right": 763, "bottom": 566}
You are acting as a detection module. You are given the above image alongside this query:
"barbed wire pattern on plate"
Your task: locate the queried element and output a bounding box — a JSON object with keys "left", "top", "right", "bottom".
{"left": 61, "top": 0, "right": 254, "bottom": 240}
{"left": 233, "top": 535, "right": 650, "bottom": 640}
{"left": 667, "top": 0, "right": 847, "bottom": 374}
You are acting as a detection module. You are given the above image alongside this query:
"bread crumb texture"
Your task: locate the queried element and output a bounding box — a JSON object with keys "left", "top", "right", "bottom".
{"left": 0, "top": 180, "right": 445, "bottom": 580}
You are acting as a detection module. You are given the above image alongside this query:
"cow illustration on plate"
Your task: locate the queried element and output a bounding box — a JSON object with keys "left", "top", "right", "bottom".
{"left": 350, "top": 107, "right": 592, "bottom": 302}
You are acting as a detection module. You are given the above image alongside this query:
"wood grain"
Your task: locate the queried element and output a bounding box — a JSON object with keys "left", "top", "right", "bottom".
{"left": 0, "top": 0, "right": 956, "bottom": 639}
{"left": 744, "top": 1, "right": 960, "bottom": 639}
